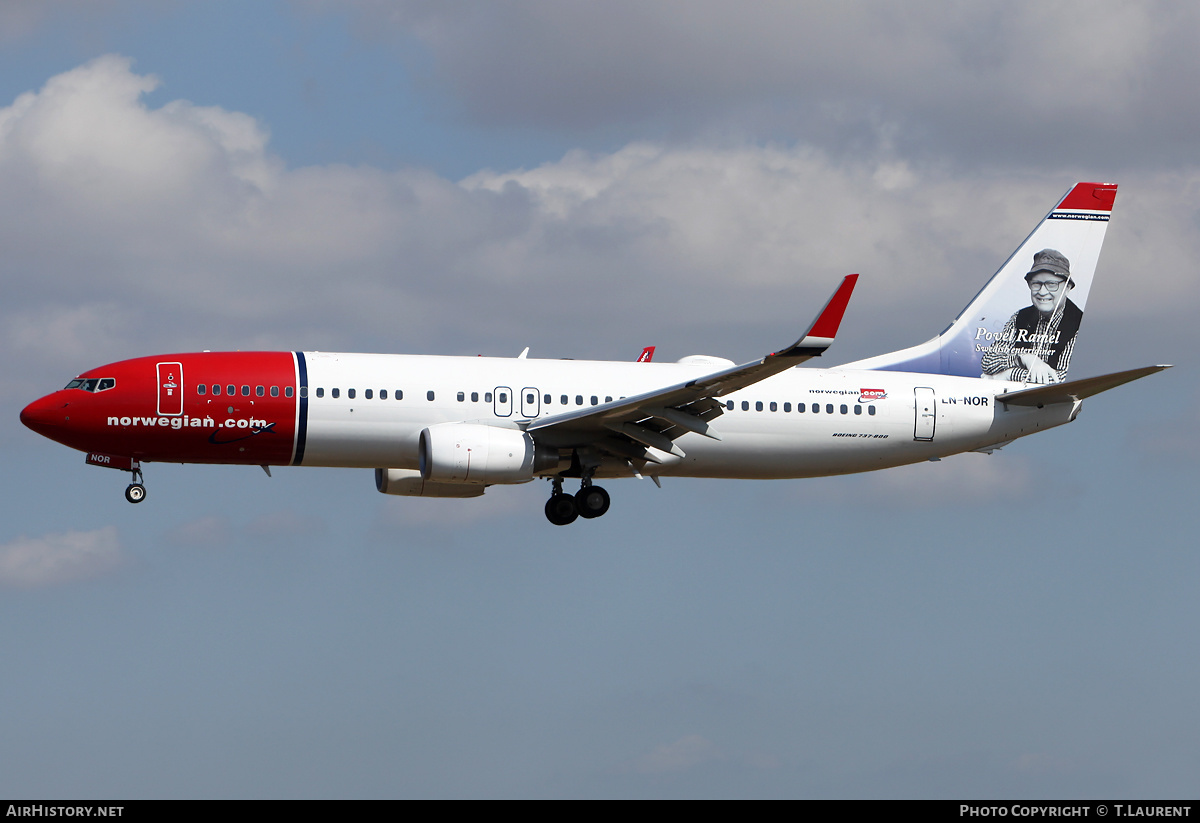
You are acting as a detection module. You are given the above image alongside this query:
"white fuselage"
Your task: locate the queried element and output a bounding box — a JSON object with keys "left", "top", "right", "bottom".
{"left": 299, "top": 353, "right": 1070, "bottom": 478}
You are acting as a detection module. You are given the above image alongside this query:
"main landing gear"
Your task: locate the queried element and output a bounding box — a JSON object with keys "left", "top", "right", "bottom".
{"left": 124, "top": 466, "right": 147, "bottom": 504}
{"left": 544, "top": 477, "right": 611, "bottom": 526}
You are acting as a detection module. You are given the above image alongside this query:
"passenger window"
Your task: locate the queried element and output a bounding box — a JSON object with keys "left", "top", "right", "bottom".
{"left": 212, "top": 384, "right": 221, "bottom": 395}
{"left": 868, "top": 406, "right": 876, "bottom": 416}
{"left": 576, "top": 395, "right": 583, "bottom": 406}
{"left": 755, "top": 401, "right": 763, "bottom": 411}
{"left": 348, "top": 388, "right": 355, "bottom": 399}
{"left": 561, "top": 395, "right": 568, "bottom": 405}
{"left": 256, "top": 386, "right": 265, "bottom": 397}
{"left": 332, "top": 388, "right": 340, "bottom": 399}
{"left": 427, "top": 391, "right": 435, "bottom": 401}
{"left": 499, "top": 392, "right": 507, "bottom": 403}
{"left": 826, "top": 404, "right": 834, "bottom": 414}
{"left": 812, "top": 404, "right": 819, "bottom": 413}
{"left": 798, "top": 402, "right": 805, "bottom": 412}
{"left": 840, "top": 404, "right": 847, "bottom": 414}
{"left": 471, "top": 392, "right": 479, "bottom": 402}
{"left": 544, "top": 394, "right": 551, "bottom": 404}
{"left": 526, "top": 393, "right": 534, "bottom": 404}
{"left": 726, "top": 401, "right": 734, "bottom": 410}
{"left": 227, "top": 385, "right": 235, "bottom": 396}
{"left": 271, "top": 386, "right": 279, "bottom": 397}
{"left": 485, "top": 392, "right": 492, "bottom": 402}
{"left": 455, "top": 392, "right": 464, "bottom": 402}
{"left": 591, "top": 396, "right": 598, "bottom": 405}
{"left": 197, "top": 384, "right": 206, "bottom": 395}
{"left": 770, "top": 401, "right": 777, "bottom": 412}
{"left": 379, "top": 389, "right": 387, "bottom": 400}
{"left": 854, "top": 405, "right": 861, "bottom": 415}
{"left": 396, "top": 390, "right": 403, "bottom": 400}
{"left": 741, "top": 401, "right": 749, "bottom": 411}
{"left": 784, "top": 402, "right": 791, "bottom": 412}
{"left": 241, "top": 385, "right": 250, "bottom": 397}
{"left": 364, "top": 389, "right": 372, "bottom": 399}
{"left": 316, "top": 388, "right": 324, "bottom": 398}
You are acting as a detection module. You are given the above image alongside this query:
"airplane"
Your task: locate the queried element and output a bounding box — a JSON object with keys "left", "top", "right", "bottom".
{"left": 20, "top": 182, "right": 1169, "bottom": 525}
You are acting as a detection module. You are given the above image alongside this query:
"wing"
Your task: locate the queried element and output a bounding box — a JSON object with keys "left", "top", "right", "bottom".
{"left": 527, "top": 275, "right": 859, "bottom": 462}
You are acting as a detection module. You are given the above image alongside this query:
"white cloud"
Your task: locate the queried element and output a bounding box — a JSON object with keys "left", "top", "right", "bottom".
{"left": 0, "top": 526, "right": 124, "bottom": 588}
{"left": 0, "top": 55, "right": 1193, "bottom": 394}
{"left": 796, "top": 452, "right": 1039, "bottom": 509}
{"left": 244, "top": 509, "right": 327, "bottom": 541}
{"left": 164, "top": 516, "right": 233, "bottom": 548}
{"left": 861, "top": 453, "right": 1035, "bottom": 507}
{"left": 2, "top": 302, "right": 131, "bottom": 366}
{"left": 628, "top": 734, "right": 725, "bottom": 775}
{"left": 376, "top": 483, "right": 537, "bottom": 527}
{"left": 343, "top": 2, "right": 1200, "bottom": 169}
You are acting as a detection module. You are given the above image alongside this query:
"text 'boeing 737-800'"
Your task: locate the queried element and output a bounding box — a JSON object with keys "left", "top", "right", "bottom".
{"left": 21, "top": 182, "right": 1169, "bottom": 525}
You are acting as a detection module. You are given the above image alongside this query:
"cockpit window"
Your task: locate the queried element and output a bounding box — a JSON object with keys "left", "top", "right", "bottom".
{"left": 64, "top": 377, "right": 115, "bottom": 392}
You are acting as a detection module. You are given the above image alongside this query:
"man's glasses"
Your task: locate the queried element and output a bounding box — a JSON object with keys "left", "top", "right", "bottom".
{"left": 1029, "top": 279, "right": 1064, "bottom": 293}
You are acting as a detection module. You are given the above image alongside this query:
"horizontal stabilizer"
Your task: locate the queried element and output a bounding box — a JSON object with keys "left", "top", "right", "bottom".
{"left": 996, "top": 365, "right": 1171, "bottom": 407}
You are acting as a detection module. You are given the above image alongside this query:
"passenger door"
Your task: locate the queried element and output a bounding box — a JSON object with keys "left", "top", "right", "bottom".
{"left": 520, "top": 387, "right": 540, "bottom": 418}
{"left": 157, "top": 361, "right": 184, "bottom": 416}
{"left": 493, "top": 386, "right": 513, "bottom": 417}
{"left": 914, "top": 387, "right": 936, "bottom": 441}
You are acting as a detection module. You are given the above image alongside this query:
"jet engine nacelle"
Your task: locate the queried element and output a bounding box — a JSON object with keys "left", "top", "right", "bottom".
{"left": 418, "top": 423, "right": 559, "bottom": 485}
{"left": 375, "top": 468, "right": 486, "bottom": 498}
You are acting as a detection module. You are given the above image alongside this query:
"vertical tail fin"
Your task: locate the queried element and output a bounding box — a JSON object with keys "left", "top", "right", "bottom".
{"left": 844, "top": 182, "right": 1116, "bottom": 381}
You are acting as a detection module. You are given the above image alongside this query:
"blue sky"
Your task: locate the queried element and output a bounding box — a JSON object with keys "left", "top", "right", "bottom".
{"left": 2, "top": 1, "right": 1198, "bottom": 798}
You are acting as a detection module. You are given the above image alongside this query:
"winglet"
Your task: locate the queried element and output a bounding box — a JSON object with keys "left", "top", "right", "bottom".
{"left": 637, "top": 346, "right": 655, "bottom": 363}
{"left": 776, "top": 274, "right": 858, "bottom": 357}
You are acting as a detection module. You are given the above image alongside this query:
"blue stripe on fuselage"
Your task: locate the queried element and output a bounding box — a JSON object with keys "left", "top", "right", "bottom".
{"left": 294, "top": 351, "right": 309, "bottom": 466}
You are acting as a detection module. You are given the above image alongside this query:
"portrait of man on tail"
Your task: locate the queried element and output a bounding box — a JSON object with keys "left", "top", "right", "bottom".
{"left": 981, "top": 248, "right": 1082, "bottom": 384}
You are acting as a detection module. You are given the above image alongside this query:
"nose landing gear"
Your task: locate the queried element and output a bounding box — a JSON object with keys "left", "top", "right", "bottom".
{"left": 544, "top": 477, "right": 610, "bottom": 525}
{"left": 124, "top": 466, "right": 146, "bottom": 504}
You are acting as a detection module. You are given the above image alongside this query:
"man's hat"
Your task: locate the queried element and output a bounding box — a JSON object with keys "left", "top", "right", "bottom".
{"left": 1025, "top": 248, "right": 1072, "bottom": 283}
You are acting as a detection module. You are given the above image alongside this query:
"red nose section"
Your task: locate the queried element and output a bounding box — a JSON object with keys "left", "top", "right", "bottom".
{"left": 21, "top": 393, "right": 70, "bottom": 441}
